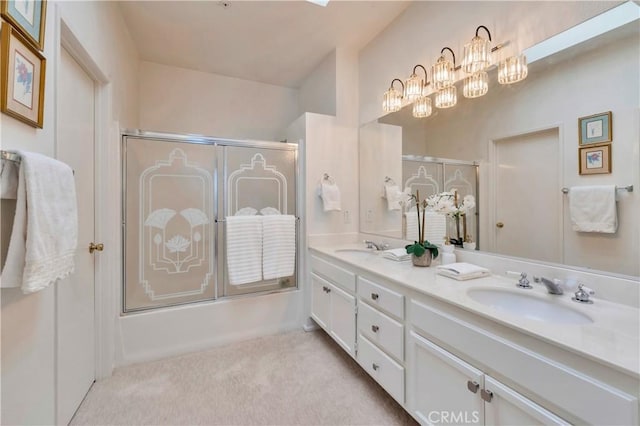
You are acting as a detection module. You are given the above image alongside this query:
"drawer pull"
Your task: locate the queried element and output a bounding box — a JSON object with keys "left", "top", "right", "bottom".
{"left": 371, "top": 293, "right": 379, "bottom": 300}
{"left": 322, "top": 286, "right": 331, "bottom": 293}
{"left": 371, "top": 325, "right": 379, "bottom": 333}
{"left": 372, "top": 363, "right": 379, "bottom": 371}
{"left": 481, "top": 389, "right": 493, "bottom": 402}
{"left": 467, "top": 380, "right": 479, "bottom": 393}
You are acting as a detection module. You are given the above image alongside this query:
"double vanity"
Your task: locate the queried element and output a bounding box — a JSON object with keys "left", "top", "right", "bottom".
{"left": 309, "top": 244, "right": 639, "bottom": 425}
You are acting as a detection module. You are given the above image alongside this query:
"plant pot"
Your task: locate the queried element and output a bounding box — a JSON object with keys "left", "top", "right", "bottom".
{"left": 411, "top": 252, "right": 432, "bottom": 267}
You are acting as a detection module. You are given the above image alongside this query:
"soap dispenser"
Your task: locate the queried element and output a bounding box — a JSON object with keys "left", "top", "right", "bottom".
{"left": 441, "top": 237, "right": 456, "bottom": 265}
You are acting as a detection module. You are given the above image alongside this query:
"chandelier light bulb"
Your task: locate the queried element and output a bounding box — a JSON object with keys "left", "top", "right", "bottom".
{"left": 463, "top": 71, "right": 489, "bottom": 98}
{"left": 435, "top": 86, "right": 457, "bottom": 109}
{"left": 498, "top": 54, "right": 528, "bottom": 85}
{"left": 413, "top": 96, "right": 433, "bottom": 118}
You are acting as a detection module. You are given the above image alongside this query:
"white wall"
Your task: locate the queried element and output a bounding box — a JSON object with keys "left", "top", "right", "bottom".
{"left": 298, "top": 51, "right": 336, "bottom": 117}
{"left": 0, "top": 1, "right": 139, "bottom": 424}
{"left": 138, "top": 61, "right": 299, "bottom": 141}
{"left": 359, "top": 1, "right": 621, "bottom": 125}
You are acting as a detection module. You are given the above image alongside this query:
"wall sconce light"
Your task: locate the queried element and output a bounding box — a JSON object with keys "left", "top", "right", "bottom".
{"left": 498, "top": 53, "right": 528, "bottom": 84}
{"left": 463, "top": 25, "right": 492, "bottom": 74}
{"left": 404, "top": 65, "right": 428, "bottom": 102}
{"left": 413, "top": 95, "right": 433, "bottom": 118}
{"left": 435, "top": 86, "right": 457, "bottom": 109}
{"left": 463, "top": 71, "right": 489, "bottom": 98}
{"left": 382, "top": 78, "right": 405, "bottom": 113}
{"left": 432, "top": 47, "right": 456, "bottom": 90}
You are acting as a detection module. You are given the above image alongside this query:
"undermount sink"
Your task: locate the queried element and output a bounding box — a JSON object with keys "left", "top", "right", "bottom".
{"left": 467, "top": 288, "right": 593, "bottom": 325}
{"left": 334, "top": 248, "right": 378, "bottom": 257}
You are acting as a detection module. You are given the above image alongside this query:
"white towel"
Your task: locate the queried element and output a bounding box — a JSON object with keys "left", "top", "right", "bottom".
{"left": 1, "top": 159, "right": 19, "bottom": 199}
{"left": 569, "top": 185, "right": 618, "bottom": 233}
{"left": 1, "top": 152, "right": 77, "bottom": 293}
{"left": 384, "top": 185, "right": 403, "bottom": 211}
{"left": 319, "top": 181, "right": 342, "bottom": 211}
{"left": 382, "top": 248, "right": 410, "bottom": 262}
{"left": 262, "top": 215, "right": 296, "bottom": 280}
{"left": 405, "top": 211, "right": 419, "bottom": 241}
{"left": 424, "top": 212, "right": 447, "bottom": 245}
{"left": 436, "top": 262, "right": 490, "bottom": 281}
{"left": 226, "top": 216, "right": 263, "bottom": 285}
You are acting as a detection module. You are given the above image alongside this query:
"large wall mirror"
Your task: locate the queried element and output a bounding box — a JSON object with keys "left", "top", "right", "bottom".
{"left": 359, "top": 3, "right": 639, "bottom": 278}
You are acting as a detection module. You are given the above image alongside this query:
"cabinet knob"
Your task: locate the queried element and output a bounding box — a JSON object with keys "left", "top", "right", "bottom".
{"left": 467, "top": 380, "right": 479, "bottom": 394}
{"left": 371, "top": 325, "right": 379, "bottom": 333}
{"left": 481, "top": 389, "right": 494, "bottom": 402}
{"left": 496, "top": 222, "right": 504, "bottom": 228}
{"left": 372, "top": 363, "right": 379, "bottom": 371}
{"left": 371, "top": 293, "right": 379, "bottom": 300}
{"left": 322, "top": 286, "right": 331, "bottom": 293}
{"left": 89, "top": 242, "right": 104, "bottom": 253}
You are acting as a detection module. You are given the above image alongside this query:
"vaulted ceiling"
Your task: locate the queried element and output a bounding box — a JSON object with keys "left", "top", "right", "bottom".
{"left": 119, "top": 1, "right": 411, "bottom": 88}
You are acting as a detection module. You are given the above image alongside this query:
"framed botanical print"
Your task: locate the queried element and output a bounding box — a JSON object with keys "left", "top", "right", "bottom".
{"left": 579, "top": 144, "right": 611, "bottom": 175}
{"left": 1, "top": 0, "right": 46, "bottom": 50}
{"left": 578, "top": 111, "right": 612, "bottom": 145}
{"left": 1, "top": 23, "right": 46, "bottom": 128}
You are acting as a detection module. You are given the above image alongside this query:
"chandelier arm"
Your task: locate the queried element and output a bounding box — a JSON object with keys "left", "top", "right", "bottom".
{"left": 391, "top": 78, "right": 405, "bottom": 92}
{"left": 440, "top": 47, "right": 456, "bottom": 67}
{"left": 412, "top": 64, "right": 429, "bottom": 84}
{"left": 475, "top": 25, "right": 492, "bottom": 41}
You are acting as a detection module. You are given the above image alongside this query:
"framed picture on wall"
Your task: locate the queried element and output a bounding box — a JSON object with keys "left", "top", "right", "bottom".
{"left": 578, "top": 111, "right": 612, "bottom": 145}
{"left": 1, "top": 23, "right": 46, "bottom": 128}
{"left": 0, "top": 0, "right": 47, "bottom": 51}
{"left": 579, "top": 144, "right": 611, "bottom": 175}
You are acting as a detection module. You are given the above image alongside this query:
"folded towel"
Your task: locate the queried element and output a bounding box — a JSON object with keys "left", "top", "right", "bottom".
{"left": 262, "top": 215, "right": 296, "bottom": 280}
{"left": 260, "top": 207, "right": 281, "bottom": 216}
{"left": 319, "top": 181, "right": 342, "bottom": 212}
{"left": 1, "top": 152, "right": 77, "bottom": 293}
{"left": 235, "top": 207, "right": 258, "bottom": 216}
{"left": 382, "top": 248, "right": 410, "bottom": 261}
{"left": 436, "top": 262, "right": 490, "bottom": 281}
{"left": 384, "top": 185, "right": 403, "bottom": 211}
{"left": 226, "top": 216, "right": 263, "bottom": 285}
{"left": 1, "top": 159, "right": 19, "bottom": 199}
{"left": 405, "top": 211, "right": 419, "bottom": 241}
{"left": 569, "top": 185, "right": 617, "bottom": 233}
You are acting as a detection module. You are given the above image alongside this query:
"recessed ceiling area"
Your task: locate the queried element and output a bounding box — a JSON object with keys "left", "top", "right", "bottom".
{"left": 119, "top": 1, "right": 411, "bottom": 88}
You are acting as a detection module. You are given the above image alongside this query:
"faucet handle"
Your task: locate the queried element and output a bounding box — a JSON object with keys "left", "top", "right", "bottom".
{"left": 572, "top": 284, "right": 595, "bottom": 304}
{"left": 507, "top": 271, "right": 532, "bottom": 289}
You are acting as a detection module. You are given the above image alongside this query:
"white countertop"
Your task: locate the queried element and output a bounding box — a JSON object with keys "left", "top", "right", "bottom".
{"left": 309, "top": 243, "right": 640, "bottom": 378}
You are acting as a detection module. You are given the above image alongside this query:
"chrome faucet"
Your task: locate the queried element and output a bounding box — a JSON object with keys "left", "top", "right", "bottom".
{"left": 363, "top": 240, "right": 389, "bottom": 251}
{"left": 535, "top": 276, "right": 564, "bottom": 295}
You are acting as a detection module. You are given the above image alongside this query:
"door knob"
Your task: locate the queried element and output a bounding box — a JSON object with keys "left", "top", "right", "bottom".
{"left": 496, "top": 222, "right": 504, "bottom": 228}
{"left": 89, "top": 242, "right": 104, "bottom": 253}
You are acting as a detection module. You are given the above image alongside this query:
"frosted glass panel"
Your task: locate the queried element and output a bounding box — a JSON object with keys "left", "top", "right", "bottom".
{"left": 124, "top": 137, "right": 216, "bottom": 312}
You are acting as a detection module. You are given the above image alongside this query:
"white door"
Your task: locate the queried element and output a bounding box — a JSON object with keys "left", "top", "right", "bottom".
{"left": 55, "top": 47, "right": 97, "bottom": 425}
{"left": 329, "top": 283, "right": 356, "bottom": 357}
{"left": 406, "top": 331, "right": 484, "bottom": 425}
{"left": 310, "top": 273, "right": 330, "bottom": 330}
{"left": 494, "top": 129, "right": 561, "bottom": 262}
{"left": 484, "top": 376, "right": 569, "bottom": 425}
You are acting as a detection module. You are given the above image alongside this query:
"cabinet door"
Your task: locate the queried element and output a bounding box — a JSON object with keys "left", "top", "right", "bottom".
{"left": 484, "top": 376, "right": 569, "bottom": 426}
{"left": 310, "top": 273, "right": 330, "bottom": 330}
{"left": 329, "top": 284, "right": 356, "bottom": 357}
{"left": 407, "top": 331, "right": 484, "bottom": 425}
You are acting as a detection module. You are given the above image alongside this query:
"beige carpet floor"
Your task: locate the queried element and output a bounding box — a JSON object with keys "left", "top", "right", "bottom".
{"left": 71, "top": 329, "right": 417, "bottom": 425}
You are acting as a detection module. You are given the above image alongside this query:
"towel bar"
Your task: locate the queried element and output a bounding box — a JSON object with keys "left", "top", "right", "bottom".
{"left": 561, "top": 185, "right": 633, "bottom": 194}
{"left": 1, "top": 150, "right": 75, "bottom": 175}
{"left": 215, "top": 216, "right": 300, "bottom": 223}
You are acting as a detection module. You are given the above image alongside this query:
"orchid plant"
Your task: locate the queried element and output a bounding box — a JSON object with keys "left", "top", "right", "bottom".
{"left": 404, "top": 190, "right": 439, "bottom": 260}
{"left": 426, "top": 191, "right": 476, "bottom": 246}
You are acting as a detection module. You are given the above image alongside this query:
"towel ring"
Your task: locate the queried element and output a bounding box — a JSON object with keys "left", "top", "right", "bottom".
{"left": 322, "top": 173, "right": 335, "bottom": 184}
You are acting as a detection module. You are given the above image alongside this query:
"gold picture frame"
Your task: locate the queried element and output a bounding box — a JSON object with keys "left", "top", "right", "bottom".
{"left": 579, "top": 144, "right": 611, "bottom": 175}
{"left": 1, "top": 23, "right": 46, "bottom": 128}
{"left": 0, "top": 0, "right": 47, "bottom": 51}
{"left": 578, "top": 111, "right": 612, "bottom": 145}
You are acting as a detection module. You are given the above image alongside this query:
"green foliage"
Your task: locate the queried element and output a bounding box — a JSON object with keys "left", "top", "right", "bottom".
{"left": 405, "top": 240, "right": 439, "bottom": 259}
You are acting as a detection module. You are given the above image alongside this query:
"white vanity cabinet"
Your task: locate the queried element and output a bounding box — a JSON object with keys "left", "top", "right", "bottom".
{"left": 356, "top": 276, "right": 405, "bottom": 404}
{"left": 310, "top": 256, "right": 357, "bottom": 357}
{"left": 407, "top": 330, "right": 569, "bottom": 425}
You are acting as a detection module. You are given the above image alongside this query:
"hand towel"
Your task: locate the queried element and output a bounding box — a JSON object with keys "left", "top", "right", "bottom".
{"left": 405, "top": 211, "right": 419, "bottom": 241}
{"left": 424, "top": 212, "right": 447, "bottom": 245}
{"left": 382, "top": 248, "right": 410, "bottom": 262}
{"left": 260, "top": 206, "right": 281, "bottom": 216}
{"left": 226, "top": 216, "right": 263, "bottom": 285}
{"left": 262, "top": 215, "right": 296, "bottom": 280}
{"left": 384, "top": 185, "right": 403, "bottom": 211}
{"left": 1, "top": 159, "right": 19, "bottom": 199}
{"left": 569, "top": 185, "right": 617, "bottom": 233}
{"left": 1, "top": 152, "right": 77, "bottom": 293}
{"left": 436, "top": 262, "right": 490, "bottom": 281}
{"left": 319, "top": 181, "right": 342, "bottom": 211}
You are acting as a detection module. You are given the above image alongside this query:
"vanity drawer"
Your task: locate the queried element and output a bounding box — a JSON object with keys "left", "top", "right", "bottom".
{"left": 358, "top": 301, "right": 404, "bottom": 362}
{"left": 357, "top": 334, "right": 404, "bottom": 404}
{"left": 357, "top": 276, "right": 404, "bottom": 319}
{"left": 310, "top": 255, "right": 356, "bottom": 293}
{"left": 410, "top": 299, "right": 638, "bottom": 426}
